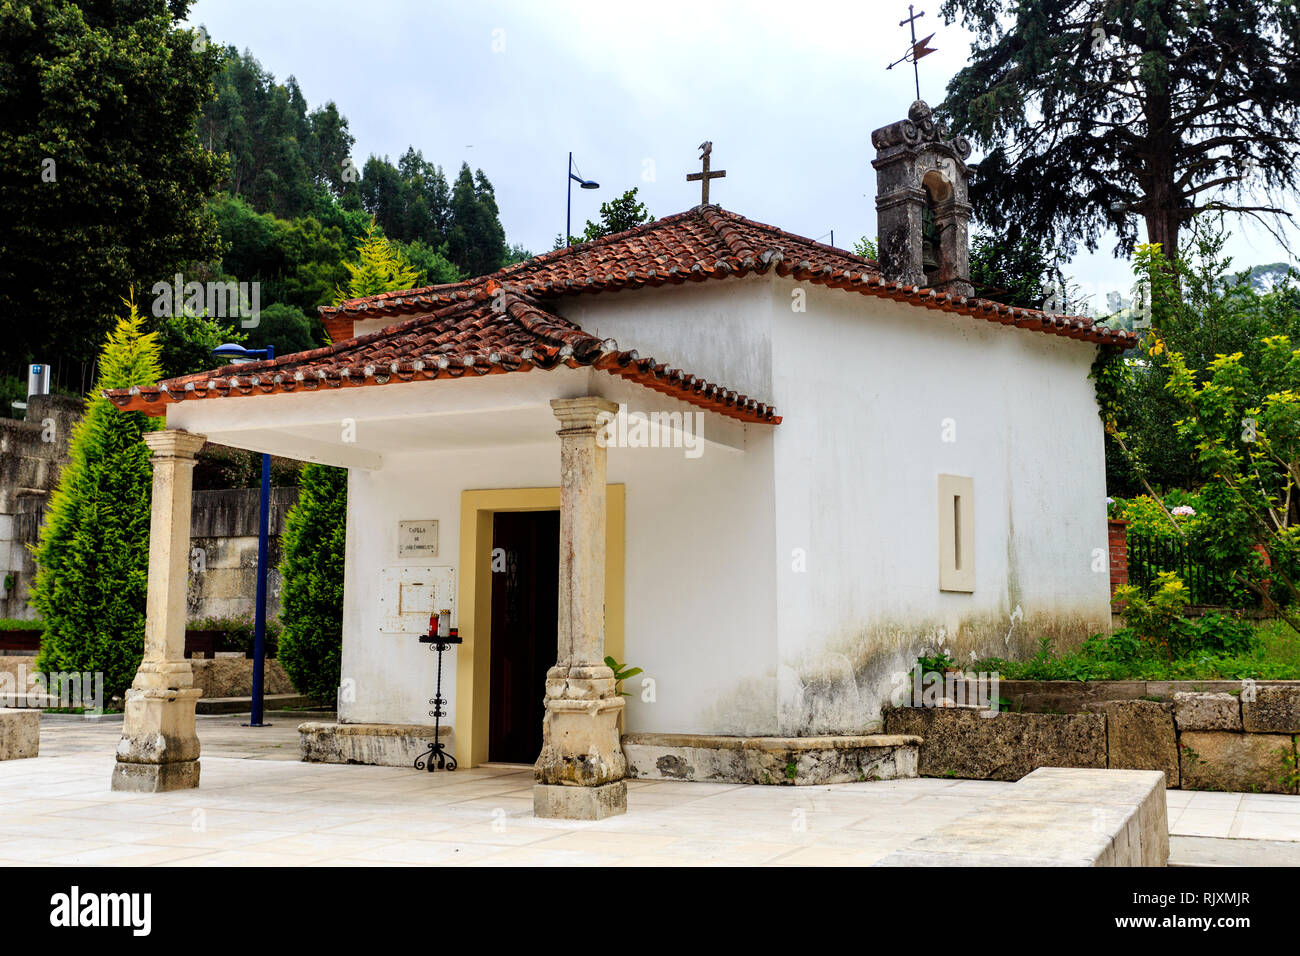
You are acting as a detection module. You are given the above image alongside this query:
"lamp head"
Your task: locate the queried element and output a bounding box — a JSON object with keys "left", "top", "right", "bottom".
{"left": 212, "top": 342, "right": 256, "bottom": 365}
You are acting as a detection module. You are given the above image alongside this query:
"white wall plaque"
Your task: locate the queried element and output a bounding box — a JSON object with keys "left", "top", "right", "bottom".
{"left": 378, "top": 566, "right": 455, "bottom": 634}
{"left": 398, "top": 519, "right": 439, "bottom": 558}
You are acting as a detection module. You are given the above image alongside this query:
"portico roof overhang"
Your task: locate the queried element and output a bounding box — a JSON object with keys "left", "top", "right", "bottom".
{"left": 157, "top": 363, "right": 753, "bottom": 471}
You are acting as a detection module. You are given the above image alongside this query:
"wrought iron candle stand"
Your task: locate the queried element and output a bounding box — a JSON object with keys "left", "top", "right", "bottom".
{"left": 414, "top": 615, "right": 460, "bottom": 772}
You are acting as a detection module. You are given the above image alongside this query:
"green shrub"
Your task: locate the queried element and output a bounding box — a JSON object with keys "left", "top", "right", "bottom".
{"left": 917, "top": 650, "right": 957, "bottom": 673}
{"left": 31, "top": 305, "right": 162, "bottom": 700}
{"left": 1114, "top": 571, "right": 1192, "bottom": 657}
{"left": 276, "top": 464, "right": 346, "bottom": 704}
{"left": 0, "top": 618, "right": 43, "bottom": 631}
{"left": 1187, "top": 611, "right": 1255, "bottom": 655}
{"left": 974, "top": 617, "right": 1288, "bottom": 682}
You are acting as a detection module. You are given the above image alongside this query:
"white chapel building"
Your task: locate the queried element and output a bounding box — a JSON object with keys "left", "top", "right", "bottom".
{"left": 106, "top": 103, "right": 1134, "bottom": 817}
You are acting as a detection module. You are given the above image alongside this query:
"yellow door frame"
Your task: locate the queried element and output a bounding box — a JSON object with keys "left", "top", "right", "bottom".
{"left": 454, "top": 485, "right": 625, "bottom": 768}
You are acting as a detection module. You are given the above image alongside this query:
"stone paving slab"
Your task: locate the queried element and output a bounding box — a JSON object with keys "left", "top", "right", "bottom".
{"left": 0, "top": 715, "right": 1293, "bottom": 866}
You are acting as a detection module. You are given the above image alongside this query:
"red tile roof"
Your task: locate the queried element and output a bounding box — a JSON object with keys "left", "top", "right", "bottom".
{"left": 105, "top": 204, "right": 1134, "bottom": 421}
{"left": 105, "top": 288, "right": 781, "bottom": 423}
{"left": 320, "top": 205, "right": 1136, "bottom": 349}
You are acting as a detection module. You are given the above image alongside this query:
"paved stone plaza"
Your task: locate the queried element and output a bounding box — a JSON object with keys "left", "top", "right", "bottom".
{"left": 0, "top": 715, "right": 1296, "bottom": 866}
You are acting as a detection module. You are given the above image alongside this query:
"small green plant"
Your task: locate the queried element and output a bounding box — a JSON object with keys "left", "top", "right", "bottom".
{"left": 784, "top": 760, "right": 798, "bottom": 781}
{"left": 916, "top": 650, "right": 956, "bottom": 673}
{"left": 1113, "top": 572, "right": 1191, "bottom": 658}
{"left": 762, "top": 771, "right": 774, "bottom": 785}
{"left": 1278, "top": 738, "right": 1300, "bottom": 793}
{"left": 604, "top": 656, "right": 643, "bottom": 697}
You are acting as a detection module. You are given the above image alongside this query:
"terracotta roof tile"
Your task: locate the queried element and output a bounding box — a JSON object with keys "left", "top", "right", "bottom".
{"left": 105, "top": 204, "right": 1135, "bottom": 422}
{"left": 319, "top": 204, "right": 1136, "bottom": 350}
{"left": 105, "top": 289, "right": 780, "bottom": 424}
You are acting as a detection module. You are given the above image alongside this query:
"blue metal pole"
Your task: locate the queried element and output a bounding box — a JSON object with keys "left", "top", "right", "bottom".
{"left": 249, "top": 344, "right": 274, "bottom": 727}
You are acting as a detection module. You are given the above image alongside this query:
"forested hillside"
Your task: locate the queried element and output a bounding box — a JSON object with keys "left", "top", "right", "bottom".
{"left": 0, "top": 8, "right": 520, "bottom": 401}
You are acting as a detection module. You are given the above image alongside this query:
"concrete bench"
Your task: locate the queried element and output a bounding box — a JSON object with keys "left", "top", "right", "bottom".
{"left": 0, "top": 708, "right": 39, "bottom": 760}
{"left": 876, "top": 767, "right": 1169, "bottom": 866}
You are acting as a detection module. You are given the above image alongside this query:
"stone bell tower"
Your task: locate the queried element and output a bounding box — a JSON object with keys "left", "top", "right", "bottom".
{"left": 871, "top": 100, "right": 974, "bottom": 297}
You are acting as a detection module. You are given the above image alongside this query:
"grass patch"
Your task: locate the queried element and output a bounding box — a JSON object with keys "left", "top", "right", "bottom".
{"left": 974, "top": 621, "right": 1300, "bottom": 682}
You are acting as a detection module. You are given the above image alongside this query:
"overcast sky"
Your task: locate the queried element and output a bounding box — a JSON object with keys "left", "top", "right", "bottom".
{"left": 187, "top": 0, "right": 1295, "bottom": 307}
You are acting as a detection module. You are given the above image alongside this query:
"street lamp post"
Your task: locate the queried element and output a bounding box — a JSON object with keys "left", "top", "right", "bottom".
{"left": 211, "top": 342, "right": 275, "bottom": 727}
{"left": 566, "top": 151, "right": 600, "bottom": 246}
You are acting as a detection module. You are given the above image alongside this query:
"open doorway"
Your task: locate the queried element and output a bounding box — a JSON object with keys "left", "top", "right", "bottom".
{"left": 487, "top": 510, "right": 559, "bottom": 764}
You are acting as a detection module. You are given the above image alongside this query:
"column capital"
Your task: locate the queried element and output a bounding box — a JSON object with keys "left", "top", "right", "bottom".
{"left": 551, "top": 396, "right": 618, "bottom": 434}
{"left": 143, "top": 428, "right": 207, "bottom": 460}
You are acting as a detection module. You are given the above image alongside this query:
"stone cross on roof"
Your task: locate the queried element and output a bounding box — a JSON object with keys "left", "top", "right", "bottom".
{"left": 687, "top": 141, "right": 726, "bottom": 205}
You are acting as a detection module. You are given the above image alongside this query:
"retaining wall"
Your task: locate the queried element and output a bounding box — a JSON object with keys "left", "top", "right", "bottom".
{"left": 885, "top": 681, "right": 1300, "bottom": 793}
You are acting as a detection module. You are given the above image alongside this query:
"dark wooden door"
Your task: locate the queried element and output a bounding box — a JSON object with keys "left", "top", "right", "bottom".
{"left": 488, "top": 510, "right": 559, "bottom": 764}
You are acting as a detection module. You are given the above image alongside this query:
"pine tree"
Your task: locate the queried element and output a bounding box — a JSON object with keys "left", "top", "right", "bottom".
{"left": 334, "top": 219, "right": 419, "bottom": 302}
{"left": 32, "top": 301, "right": 163, "bottom": 701}
{"left": 939, "top": 0, "right": 1300, "bottom": 260}
{"left": 0, "top": 0, "right": 225, "bottom": 369}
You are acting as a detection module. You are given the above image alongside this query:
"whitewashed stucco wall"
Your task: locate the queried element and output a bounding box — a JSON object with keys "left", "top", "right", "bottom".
{"left": 765, "top": 280, "right": 1111, "bottom": 732}
{"left": 330, "top": 272, "right": 1109, "bottom": 743}
{"left": 337, "top": 400, "right": 781, "bottom": 739}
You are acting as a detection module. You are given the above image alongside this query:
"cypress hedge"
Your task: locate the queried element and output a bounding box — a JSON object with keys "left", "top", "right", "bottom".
{"left": 32, "top": 305, "right": 162, "bottom": 700}
{"left": 276, "top": 463, "right": 347, "bottom": 704}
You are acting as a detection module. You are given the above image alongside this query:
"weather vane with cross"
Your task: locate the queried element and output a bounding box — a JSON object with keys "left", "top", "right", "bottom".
{"left": 687, "top": 141, "right": 726, "bottom": 205}
{"left": 887, "top": 4, "right": 938, "bottom": 101}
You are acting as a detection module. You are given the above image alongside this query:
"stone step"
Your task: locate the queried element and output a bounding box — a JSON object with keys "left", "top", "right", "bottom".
{"left": 1169, "top": 835, "right": 1300, "bottom": 867}
{"left": 299, "top": 721, "right": 453, "bottom": 767}
{"left": 621, "top": 732, "right": 921, "bottom": 785}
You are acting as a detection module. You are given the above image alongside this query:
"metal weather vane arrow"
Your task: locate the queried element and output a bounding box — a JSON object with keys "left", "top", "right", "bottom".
{"left": 886, "top": 5, "right": 939, "bottom": 101}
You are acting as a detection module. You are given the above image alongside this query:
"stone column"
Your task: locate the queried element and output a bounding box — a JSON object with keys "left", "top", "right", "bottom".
{"left": 111, "top": 429, "right": 207, "bottom": 792}
{"left": 534, "top": 396, "right": 627, "bottom": 819}
{"left": 931, "top": 195, "right": 975, "bottom": 297}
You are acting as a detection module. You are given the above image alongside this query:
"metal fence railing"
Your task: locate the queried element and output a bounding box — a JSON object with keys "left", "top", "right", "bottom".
{"left": 1125, "top": 530, "right": 1246, "bottom": 607}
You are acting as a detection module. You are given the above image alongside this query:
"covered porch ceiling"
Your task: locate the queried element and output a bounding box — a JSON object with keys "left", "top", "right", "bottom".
{"left": 160, "top": 365, "right": 753, "bottom": 470}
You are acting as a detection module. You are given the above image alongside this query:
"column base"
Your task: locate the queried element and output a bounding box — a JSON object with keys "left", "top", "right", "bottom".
{"left": 111, "top": 759, "right": 200, "bottom": 793}
{"left": 534, "top": 781, "right": 627, "bottom": 820}
{"left": 110, "top": 685, "right": 202, "bottom": 792}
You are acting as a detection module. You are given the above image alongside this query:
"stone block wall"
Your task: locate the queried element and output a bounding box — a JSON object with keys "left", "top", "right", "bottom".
{"left": 0, "top": 395, "right": 81, "bottom": 620}
{"left": 187, "top": 487, "right": 298, "bottom": 622}
{"left": 0, "top": 420, "right": 298, "bottom": 625}
{"left": 885, "top": 682, "right": 1300, "bottom": 793}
